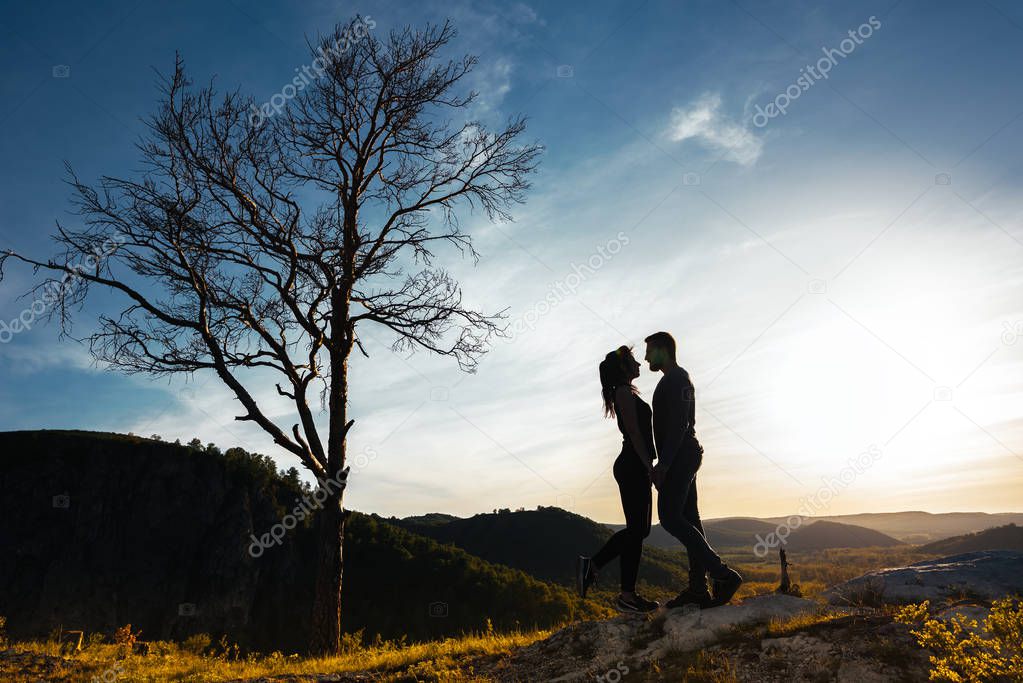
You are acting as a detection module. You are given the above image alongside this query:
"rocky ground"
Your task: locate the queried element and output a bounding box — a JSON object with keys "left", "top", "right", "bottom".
{"left": 472, "top": 550, "right": 1023, "bottom": 682}
{"left": 472, "top": 600, "right": 931, "bottom": 682}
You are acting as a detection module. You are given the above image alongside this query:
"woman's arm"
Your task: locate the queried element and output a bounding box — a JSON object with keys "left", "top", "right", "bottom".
{"left": 615, "top": 386, "right": 654, "bottom": 473}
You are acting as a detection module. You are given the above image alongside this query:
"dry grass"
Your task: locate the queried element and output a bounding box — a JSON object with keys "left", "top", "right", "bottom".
{"left": 0, "top": 626, "right": 553, "bottom": 683}
{"left": 763, "top": 608, "right": 853, "bottom": 638}
{"left": 725, "top": 546, "right": 936, "bottom": 599}
{"left": 0, "top": 547, "right": 943, "bottom": 681}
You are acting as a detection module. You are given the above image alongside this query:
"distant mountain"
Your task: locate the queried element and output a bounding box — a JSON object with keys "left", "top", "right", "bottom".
{"left": 622, "top": 511, "right": 1023, "bottom": 549}
{"left": 760, "top": 511, "right": 1023, "bottom": 544}
{"left": 779, "top": 520, "right": 903, "bottom": 551}
{"left": 919, "top": 524, "right": 1023, "bottom": 555}
{"left": 399, "top": 512, "right": 462, "bottom": 527}
{"left": 0, "top": 430, "right": 607, "bottom": 651}
{"left": 703, "top": 518, "right": 782, "bottom": 548}
{"left": 611, "top": 518, "right": 900, "bottom": 553}
{"left": 393, "top": 507, "right": 691, "bottom": 591}
{"left": 607, "top": 517, "right": 778, "bottom": 550}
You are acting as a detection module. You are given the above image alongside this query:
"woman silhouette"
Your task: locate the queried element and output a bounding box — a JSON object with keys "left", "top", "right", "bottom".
{"left": 576, "top": 345, "right": 659, "bottom": 612}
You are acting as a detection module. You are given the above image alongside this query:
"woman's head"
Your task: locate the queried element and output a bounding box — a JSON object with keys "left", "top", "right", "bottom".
{"left": 599, "top": 345, "right": 640, "bottom": 417}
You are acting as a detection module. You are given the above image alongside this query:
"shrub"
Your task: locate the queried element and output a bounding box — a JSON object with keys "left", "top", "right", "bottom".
{"left": 895, "top": 597, "right": 1023, "bottom": 681}
{"left": 214, "top": 633, "right": 240, "bottom": 660}
{"left": 113, "top": 624, "right": 138, "bottom": 649}
{"left": 182, "top": 632, "right": 212, "bottom": 656}
{"left": 340, "top": 628, "right": 365, "bottom": 654}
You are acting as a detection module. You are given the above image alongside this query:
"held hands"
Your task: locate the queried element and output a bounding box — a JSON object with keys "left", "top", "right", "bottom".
{"left": 650, "top": 462, "right": 666, "bottom": 490}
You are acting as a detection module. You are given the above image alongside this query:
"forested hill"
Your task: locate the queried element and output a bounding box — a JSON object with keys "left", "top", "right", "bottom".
{"left": 0, "top": 430, "right": 606, "bottom": 652}
{"left": 392, "top": 506, "right": 693, "bottom": 591}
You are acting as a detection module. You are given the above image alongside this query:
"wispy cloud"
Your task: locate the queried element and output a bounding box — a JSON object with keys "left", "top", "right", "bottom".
{"left": 666, "top": 92, "right": 763, "bottom": 166}
{"left": 467, "top": 56, "right": 513, "bottom": 117}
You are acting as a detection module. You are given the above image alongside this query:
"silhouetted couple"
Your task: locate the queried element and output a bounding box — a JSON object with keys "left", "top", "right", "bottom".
{"left": 576, "top": 331, "right": 743, "bottom": 613}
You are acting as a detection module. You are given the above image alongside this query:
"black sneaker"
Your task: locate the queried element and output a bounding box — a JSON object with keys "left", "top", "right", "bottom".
{"left": 665, "top": 586, "right": 712, "bottom": 609}
{"left": 616, "top": 593, "right": 659, "bottom": 613}
{"left": 576, "top": 556, "right": 597, "bottom": 599}
{"left": 710, "top": 566, "right": 743, "bottom": 607}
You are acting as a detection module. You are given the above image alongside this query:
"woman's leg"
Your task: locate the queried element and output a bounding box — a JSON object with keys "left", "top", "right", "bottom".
{"left": 617, "top": 464, "right": 651, "bottom": 593}
{"left": 591, "top": 455, "right": 632, "bottom": 570}
{"left": 592, "top": 454, "right": 649, "bottom": 577}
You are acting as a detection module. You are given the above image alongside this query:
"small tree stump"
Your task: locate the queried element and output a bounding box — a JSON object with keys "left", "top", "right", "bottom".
{"left": 59, "top": 630, "right": 83, "bottom": 655}
{"left": 777, "top": 548, "right": 801, "bottom": 596}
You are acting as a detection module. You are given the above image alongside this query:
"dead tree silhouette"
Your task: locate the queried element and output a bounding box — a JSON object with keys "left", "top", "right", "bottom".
{"left": 0, "top": 16, "right": 542, "bottom": 653}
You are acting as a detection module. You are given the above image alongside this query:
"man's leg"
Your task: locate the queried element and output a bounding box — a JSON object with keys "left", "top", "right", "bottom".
{"left": 656, "top": 457, "right": 725, "bottom": 578}
{"left": 683, "top": 476, "right": 709, "bottom": 593}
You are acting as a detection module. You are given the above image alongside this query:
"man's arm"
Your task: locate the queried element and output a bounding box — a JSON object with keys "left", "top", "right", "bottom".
{"left": 653, "top": 370, "right": 686, "bottom": 471}
{"left": 680, "top": 368, "right": 695, "bottom": 436}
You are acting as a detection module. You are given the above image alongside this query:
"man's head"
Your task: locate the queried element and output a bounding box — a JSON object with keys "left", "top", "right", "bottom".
{"left": 644, "top": 331, "right": 677, "bottom": 372}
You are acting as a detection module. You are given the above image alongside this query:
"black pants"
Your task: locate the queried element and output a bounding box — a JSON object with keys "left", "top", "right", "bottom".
{"left": 592, "top": 448, "right": 651, "bottom": 592}
{"left": 656, "top": 435, "right": 725, "bottom": 582}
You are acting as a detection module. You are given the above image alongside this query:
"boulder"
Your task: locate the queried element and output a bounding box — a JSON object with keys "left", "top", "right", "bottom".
{"left": 509, "top": 594, "right": 820, "bottom": 682}
{"left": 824, "top": 550, "right": 1023, "bottom": 605}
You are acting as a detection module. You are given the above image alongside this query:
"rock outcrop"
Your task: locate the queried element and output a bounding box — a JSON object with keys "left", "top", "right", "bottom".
{"left": 485, "top": 594, "right": 819, "bottom": 682}
{"left": 824, "top": 550, "right": 1023, "bottom": 605}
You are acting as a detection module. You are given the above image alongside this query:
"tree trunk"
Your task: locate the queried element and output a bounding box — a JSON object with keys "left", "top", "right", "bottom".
{"left": 309, "top": 489, "right": 346, "bottom": 654}
{"left": 309, "top": 268, "right": 353, "bottom": 654}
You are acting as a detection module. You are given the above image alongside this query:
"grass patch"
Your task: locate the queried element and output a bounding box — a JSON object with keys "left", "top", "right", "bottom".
{"left": 764, "top": 609, "right": 851, "bottom": 638}
{"left": 0, "top": 626, "right": 554, "bottom": 682}
{"left": 646, "top": 649, "right": 738, "bottom": 682}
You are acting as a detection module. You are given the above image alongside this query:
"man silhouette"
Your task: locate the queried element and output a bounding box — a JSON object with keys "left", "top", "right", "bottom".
{"left": 645, "top": 331, "right": 743, "bottom": 608}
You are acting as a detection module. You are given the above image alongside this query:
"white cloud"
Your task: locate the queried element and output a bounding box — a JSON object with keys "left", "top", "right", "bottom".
{"left": 467, "top": 56, "right": 513, "bottom": 118}
{"left": 0, "top": 340, "right": 97, "bottom": 374}
{"left": 667, "top": 92, "right": 764, "bottom": 166}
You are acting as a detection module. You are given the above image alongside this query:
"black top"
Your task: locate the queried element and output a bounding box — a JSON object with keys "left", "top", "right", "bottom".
{"left": 615, "top": 391, "right": 656, "bottom": 460}
{"left": 652, "top": 366, "right": 697, "bottom": 469}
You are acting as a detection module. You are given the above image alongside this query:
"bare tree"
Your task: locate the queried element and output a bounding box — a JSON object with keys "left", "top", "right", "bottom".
{"left": 0, "top": 17, "right": 542, "bottom": 653}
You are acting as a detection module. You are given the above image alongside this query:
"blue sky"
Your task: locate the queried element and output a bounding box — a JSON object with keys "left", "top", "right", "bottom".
{"left": 2, "top": 0, "right": 1022, "bottom": 522}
